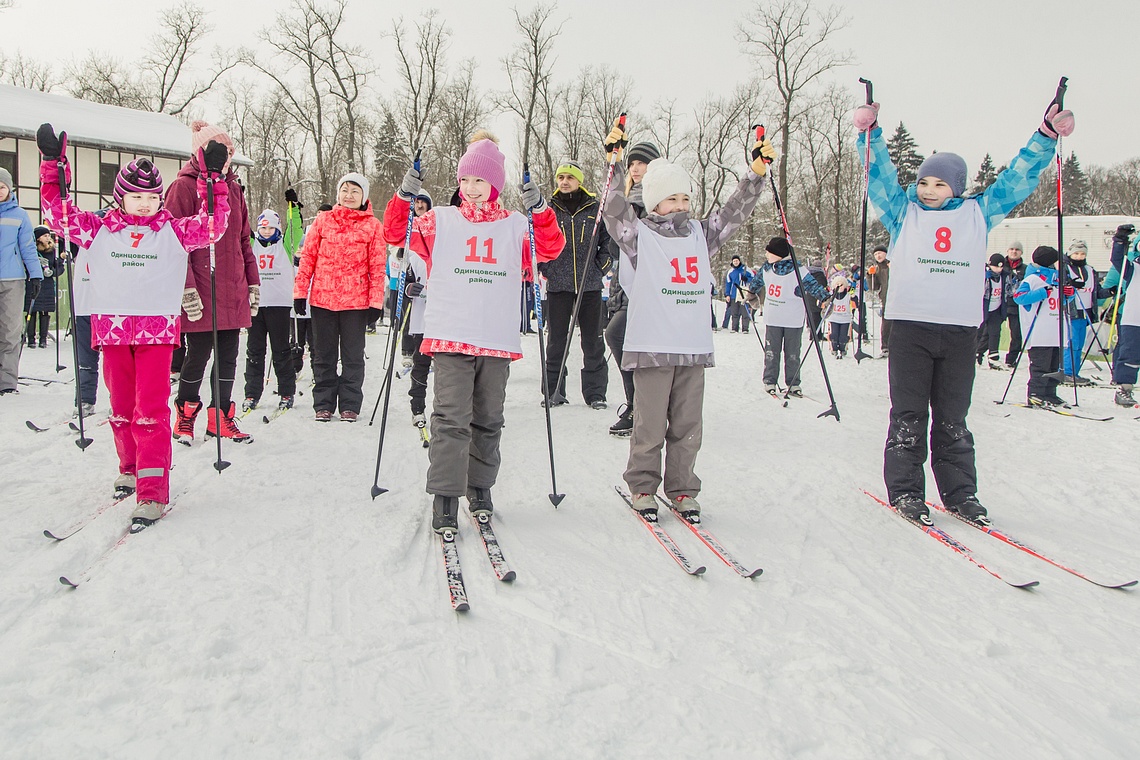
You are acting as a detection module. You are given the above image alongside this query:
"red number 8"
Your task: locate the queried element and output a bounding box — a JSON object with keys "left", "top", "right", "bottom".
{"left": 934, "top": 227, "right": 952, "bottom": 253}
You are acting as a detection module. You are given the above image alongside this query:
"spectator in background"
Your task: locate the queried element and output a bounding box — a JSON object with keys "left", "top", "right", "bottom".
{"left": 24, "top": 227, "right": 64, "bottom": 348}
{"left": 1003, "top": 241, "right": 1027, "bottom": 366}
{"left": 721, "top": 254, "right": 751, "bottom": 332}
{"left": 0, "top": 167, "right": 43, "bottom": 394}
{"left": 868, "top": 244, "right": 891, "bottom": 356}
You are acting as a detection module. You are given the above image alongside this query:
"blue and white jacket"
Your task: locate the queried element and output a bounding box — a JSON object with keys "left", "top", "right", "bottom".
{"left": 746, "top": 258, "right": 831, "bottom": 302}
{"left": 1013, "top": 264, "right": 1075, "bottom": 308}
{"left": 0, "top": 194, "right": 42, "bottom": 283}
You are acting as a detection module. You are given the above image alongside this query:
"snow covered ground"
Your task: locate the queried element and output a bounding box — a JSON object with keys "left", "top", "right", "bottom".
{"left": 2, "top": 326, "right": 1137, "bottom": 759}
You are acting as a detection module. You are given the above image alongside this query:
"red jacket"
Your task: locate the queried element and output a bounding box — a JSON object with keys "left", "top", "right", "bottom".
{"left": 294, "top": 203, "right": 386, "bottom": 311}
{"left": 166, "top": 159, "right": 258, "bottom": 332}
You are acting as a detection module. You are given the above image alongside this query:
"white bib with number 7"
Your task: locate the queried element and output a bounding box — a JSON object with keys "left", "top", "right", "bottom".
{"left": 80, "top": 225, "right": 188, "bottom": 317}
{"left": 885, "top": 199, "right": 988, "bottom": 327}
{"left": 623, "top": 220, "right": 714, "bottom": 355}
{"left": 254, "top": 239, "right": 295, "bottom": 307}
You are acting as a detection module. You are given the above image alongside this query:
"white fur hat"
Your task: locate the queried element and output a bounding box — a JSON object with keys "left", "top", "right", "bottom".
{"left": 640, "top": 158, "right": 692, "bottom": 214}
{"left": 337, "top": 172, "right": 371, "bottom": 203}
{"left": 829, "top": 274, "right": 849, "bottom": 290}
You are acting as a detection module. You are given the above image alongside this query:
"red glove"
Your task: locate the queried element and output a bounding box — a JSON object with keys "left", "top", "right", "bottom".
{"left": 1063, "top": 285, "right": 1075, "bottom": 297}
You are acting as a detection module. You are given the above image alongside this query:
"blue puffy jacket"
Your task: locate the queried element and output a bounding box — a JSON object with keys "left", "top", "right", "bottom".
{"left": 0, "top": 194, "right": 42, "bottom": 282}
{"left": 724, "top": 263, "right": 751, "bottom": 300}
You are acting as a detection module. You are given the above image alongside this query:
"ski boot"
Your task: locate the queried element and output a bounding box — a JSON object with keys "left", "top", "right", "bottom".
{"left": 206, "top": 402, "right": 253, "bottom": 443}
{"left": 631, "top": 493, "right": 658, "bottom": 523}
{"left": 671, "top": 495, "right": 701, "bottom": 524}
{"left": 589, "top": 399, "right": 608, "bottom": 410}
{"left": 315, "top": 409, "right": 333, "bottom": 422}
{"left": 113, "top": 473, "right": 136, "bottom": 500}
{"left": 278, "top": 395, "right": 294, "bottom": 410}
{"left": 173, "top": 399, "right": 202, "bottom": 446}
{"left": 432, "top": 495, "right": 459, "bottom": 536}
{"left": 1029, "top": 395, "right": 1070, "bottom": 410}
{"left": 74, "top": 402, "right": 96, "bottom": 418}
{"left": 891, "top": 494, "right": 932, "bottom": 526}
{"left": 241, "top": 397, "right": 258, "bottom": 414}
{"left": 764, "top": 384, "right": 779, "bottom": 396}
{"left": 786, "top": 386, "right": 803, "bottom": 398}
{"left": 1115, "top": 385, "right": 1137, "bottom": 407}
{"left": 340, "top": 410, "right": 358, "bottom": 422}
{"left": 466, "top": 487, "right": 494, "bottom": 523}
{"left": 609, "top": 404, "right": 633, "bottom": 437}
{"left": 401, "top": 354, "right": 413, "bottom": 370}
{"left": 947, "top": 497, "right": 990, "bottom": 526}
{"left": 130, "top": 500, "right": 165, "bottom": 531}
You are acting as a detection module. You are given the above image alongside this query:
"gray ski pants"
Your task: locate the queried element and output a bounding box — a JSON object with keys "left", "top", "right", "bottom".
{"left": 426, "top": 352, "right": 510, "bottom": 497}
{"left": 762, "top": 325, "right": 803, "bottom": 387}
{"left": 0, "top": 280, "right": 26, "bottom": 392}
{"left": 624, "top": 365, "right": 704, "bottom": 499}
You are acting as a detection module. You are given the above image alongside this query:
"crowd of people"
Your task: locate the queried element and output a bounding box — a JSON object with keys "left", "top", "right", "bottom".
{"left": 10, "top": 81, "right": 1139, "bottom": 538}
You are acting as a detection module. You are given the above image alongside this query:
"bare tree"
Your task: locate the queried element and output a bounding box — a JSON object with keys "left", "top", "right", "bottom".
{"left": 0, "top": 52, "right": 59, "bottom": 91}
{"left": 645, "top": 98, "right": 684, "bottom": 159}
{"left": 794, "top": 84, "right": 861, "bottom": 259}
{"left": 1088, "top": 159, "right": 1140, "bottom": 216}
{"left": 221, "top": 79, "right": 302, "bottom": 212}
{"left": 496, "top": 3, "right": 564, "bottom": 183}
{"left": 428, "top": 59, "right": 491, "bottom": 192}
{"left": 389, "top": 10, "right": 450, "bottom": 156}
{"left": 687, "top": 84, "right": 758, "bottom": 219}
{"left": 738, "top": 0, "right": 852, "bottom": 216}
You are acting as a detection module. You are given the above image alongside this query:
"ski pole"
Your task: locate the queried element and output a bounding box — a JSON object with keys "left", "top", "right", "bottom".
{"left": 854, "top": 77, "right": 874, "bottom": 363}
{"left": 742, "top": 302, "right": 766, "bottom": 352}
{"left": 1050, "top": 77, "right": 1076, "bottom": 405}
{"left": 54, "top": 255, "right": 65, "bottom": 372}
{"left": 54, "top": 141, "right": 92, "bottom": 450}
{"left": 755, "top": 124, "right": 840, "bottom": 422}
{"left": 205, "top": 171, "right": 230, "bottom": 473}
{"left": 997, "top": 301, "right": 1042, "bottom": 405}
{"left": 526, "top": 163, "right": 566, "bottom": 506}
{"left": 551, "top": 112, "right": 626, "bottom": 404}
{"left": 371, "top": 149, "right": 421, "bottom": 498}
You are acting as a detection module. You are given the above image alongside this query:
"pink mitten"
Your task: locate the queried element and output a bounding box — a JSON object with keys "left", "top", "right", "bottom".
{"left": 853, "top": 103, "right": 880, "bottom": 133}
{"left": 1040, "top": 103, "right": 1075, "bottom": 139}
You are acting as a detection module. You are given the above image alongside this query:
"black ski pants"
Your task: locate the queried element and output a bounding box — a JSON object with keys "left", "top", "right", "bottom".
{"left": 310, "top": 306, "right": 368, "bottom": 414}
{"left": 604, "top": 306, "right": 635, "bottom": 408}
{"left": 177, "top": 329, "right": 240, "bottom": 410}
{"left": 544, "top": 290, "right": 607, "bottom": 403}
{"left": 74, "top": 315, "right": 100, "bottom": 406}
{"left": 1027, "top": 346, "right": 1061, "bottom": 400}
{"left": 293, "top": 318, "right": 312, "bottom": 374}
{"left": 244, "top": 306, "right": 297, "bottom": 402}
{"left": 1004, "top": 308, "right": 1023, "bottom": 365}
{"left": 976, "top": 307, "right": 1004, "bottom": 359}
{"left": 884, "top": 321, "right": 978, "bottom": 508}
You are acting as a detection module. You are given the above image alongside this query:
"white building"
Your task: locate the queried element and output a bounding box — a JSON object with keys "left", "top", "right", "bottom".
{"left": 0, "top": 83, "right": 249, "bottom": 222}
{"left": 988, "top": 215, "right": 1140, "bottom": 272}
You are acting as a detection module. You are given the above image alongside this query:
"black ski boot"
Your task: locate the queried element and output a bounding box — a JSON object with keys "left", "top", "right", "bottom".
{"left": 432, "top": 495, "right": 459, "bottom": 536}
{"left": 609, "top": 403, "right": 633, "bottom": 437}
{"left": 466, "top": 487, "right": 494, "bottom": 523}
{"left": 947, "top": 497, "right": 990, "bottom": 525}
{"left": 891, "top": 494, "right": 932, "bottom": 526}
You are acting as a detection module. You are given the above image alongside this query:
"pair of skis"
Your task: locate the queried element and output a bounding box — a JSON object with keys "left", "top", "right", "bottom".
{"left": 615, "top": 486, "right": 762, "bottom": 578}
{"left": 438, "top": 512, "right": 516, "bottom": 612}
{"left": 863, "top": 490, "right": 1136, "bottom": 589}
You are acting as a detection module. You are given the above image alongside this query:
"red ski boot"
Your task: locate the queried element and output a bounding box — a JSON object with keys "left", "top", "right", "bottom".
{"left": 206, "top": 402, "right": 253, "bottom": 444}
{"left": 173, "top": 400, "right": 202, "bottom": 446}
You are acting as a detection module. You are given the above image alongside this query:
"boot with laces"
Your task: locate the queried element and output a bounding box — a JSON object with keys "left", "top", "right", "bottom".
{"left": 173, "top": 400, "right": 202, "bottom": 445}
{"left": 206, "top": 402, "right": 253, "bottom": 443}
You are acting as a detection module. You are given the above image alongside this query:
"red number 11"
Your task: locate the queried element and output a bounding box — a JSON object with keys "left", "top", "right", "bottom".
{"left": 465, "top": 236, "right": 498, "bottom": 264}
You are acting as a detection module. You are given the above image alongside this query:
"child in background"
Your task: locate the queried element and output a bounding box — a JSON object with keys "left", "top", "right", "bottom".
{"left": 242, "top": 209, "right": 298, "bottom": 413}
{"left": 854, "top": 87, "right": 1072, "bottom": 526}
{"left": 24, "top": 226, "right": 64, "bottom": 348}
{"left": 38, "top": 124, "right": 231, "bottom": 527}
{"left": 976, "top": 253, "right": 1009, "bottom": 369}
{"left": 1108, "top": 224, "right": 1140, "bottom": 406}
{"left": 1014, "top": 245, "right": 1075, "bottom": 407}
{"left": 382, "top": 132, "right": 565, "bottom": 534}
{"left": 826, "top": 274, "right": 855, "bottom": 359}
{"left": 600, "top": 118, "right": 775, "bottom": 523}
{"left": 1060, "top": 240, "right": 1101, "bottom": 383}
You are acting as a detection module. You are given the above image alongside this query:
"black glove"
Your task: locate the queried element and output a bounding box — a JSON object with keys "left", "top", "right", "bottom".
{"left": 37, "top": 123, "right": 66, "bottom": 160}
{"left": 405, "top": 281, "right": 424, "bottom": 298}
{"left": 293, "top": 298, "right": 307, "bottom": 316}
{"left": 367, "top": 307, "right": 382, "bottom": 324}
{"left": 293, "top": 256, "right": 301, "bottom": 267}
{"left": 1115, "top": 224, "right": 1136, "bottom": 242}
{"left": 28, "top": 279, "right": 42, "bottom": 302}
{"left": 202, "top": 140, "right": 228, "bottom": 174}
{"left": 285, "top": 187, "right": 303, "bottom": 208}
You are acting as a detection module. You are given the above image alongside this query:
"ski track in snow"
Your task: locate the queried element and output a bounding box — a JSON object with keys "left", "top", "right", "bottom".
{"left": 1, "top": 327, "right": 1138, "bottom": 758}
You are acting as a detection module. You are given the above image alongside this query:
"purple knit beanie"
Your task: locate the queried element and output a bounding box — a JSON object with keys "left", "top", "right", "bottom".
{"left": 114, "top": 159, "right": 164, "bottom": 205}
{"left": 457, "top": 139, "right": 506, "bottom": 201}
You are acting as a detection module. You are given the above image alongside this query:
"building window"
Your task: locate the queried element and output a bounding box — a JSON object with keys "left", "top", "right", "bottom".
{"left": 0, "top": 151, "right": 15, "bottom": 185}
{"left": 99, "top": 163, "right": 119, "bottom": 197}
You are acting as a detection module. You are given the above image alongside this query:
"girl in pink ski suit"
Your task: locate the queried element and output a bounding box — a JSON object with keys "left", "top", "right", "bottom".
{"left": 39, "top": 126, "right": 230, "bottom": 525}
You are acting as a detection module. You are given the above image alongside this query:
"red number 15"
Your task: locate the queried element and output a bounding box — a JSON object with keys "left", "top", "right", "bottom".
{"left": 670, "top": 257, "right": 699, "bottom": 284}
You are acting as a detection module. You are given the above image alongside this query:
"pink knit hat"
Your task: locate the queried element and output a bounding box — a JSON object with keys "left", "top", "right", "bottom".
{"left": 457, "top": 139, "right": 506, "bottom": 200}
{"left": 190, "top": 120, "right": 235, "bottom": 157}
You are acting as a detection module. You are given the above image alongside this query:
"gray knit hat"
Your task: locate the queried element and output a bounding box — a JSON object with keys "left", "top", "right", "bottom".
{"left": 626, "top": 142, "right": 662, "bottom": 167}
{"left": 1068, "top": 240, "right": 1089, "bottom": 254}
{"left": 1009, "top": 241, "right": 1024, "bottom": 252}
{"left": 916, "top": 152, "right": 968, "bottom": 197}
{"left": 0, "top": 167, "right": 12, "bottom": 190}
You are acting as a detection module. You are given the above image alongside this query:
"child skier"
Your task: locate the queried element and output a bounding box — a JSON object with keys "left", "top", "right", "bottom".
{"left": 600, "top": 119, "right": 775, "bottom": 523}
{"left": 976, "top": 254, "right": 1009, "bottom": 369}
{"left": 744, "top": 236, "right": 830, "bottom": 397}
{"left": 826, "top": 274, "right": 855, "bottom": 359}
{"left": 1060, "top": 240, "right": 1100, "bottom": 383}
{"left": 1107, "top": 224, "right": 1140, "bottom": 406}
{"left": 24, "top": 226, "right": 64, "bottom": 348}
{"left": 37, "top": 124, "right": 231, "bottom": 527}
{"left": 242, "top": 209, "right": 298, "bottom": 413}
{"left": 1013, "top": 246, "right": 1075, "bottom": 407}
{"left": 853, "top": 88, "right": 1073, "bottom": 526}
{"left": 382, "top": 132, "right": 566, "bottom": 534}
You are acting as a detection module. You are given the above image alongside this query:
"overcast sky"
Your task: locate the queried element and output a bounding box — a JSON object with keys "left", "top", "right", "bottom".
{"left": 1, "top": 0, "right": 1133, "bottom": 174}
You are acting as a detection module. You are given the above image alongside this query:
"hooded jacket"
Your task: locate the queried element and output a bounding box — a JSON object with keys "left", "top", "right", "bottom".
{"left": 165, "top": 158, "right": 258, "bottom": 332}
{"left": 542, "top": 188, "right": 611, "bottom": 294}
{"left": 294, "top": 202, "right": 386, "bottom": 311}
{"left": 0, "top": 194, "right": 41, "bottom": 282}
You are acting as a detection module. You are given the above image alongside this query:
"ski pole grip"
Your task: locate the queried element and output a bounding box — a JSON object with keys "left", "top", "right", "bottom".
{"left": 207, "top": 177, "right": 215, "bottom": 215}
{"left": 752, "top": 124, "right": 773, "bottom": 164}
{"left": 1054, "top": 76, "right": 1068, "bottom": 109}
{"left": 523, "top": 162, "right": 531, "bottom": 185}
{"left": 413, "top": 148, "right": 422, "bottom": 174}
{"left": 858, "top": 77, "right": 874, "bottom": 105}
{"left": 617, "top": 112, "right": 627, "bottom": 130}
{"left": 56, "top": 161, "right": 68, "bottom": 202}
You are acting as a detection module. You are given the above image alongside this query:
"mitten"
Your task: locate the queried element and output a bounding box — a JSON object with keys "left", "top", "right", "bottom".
{"left": 182, "top": 288, "right": 204, "bottom": 321}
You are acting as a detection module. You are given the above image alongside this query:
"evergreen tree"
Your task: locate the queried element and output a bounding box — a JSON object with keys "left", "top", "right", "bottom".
{"left": 887, "top": 122, "right": 924, "bottom": 187}
{"left": 1062, "top": 152, "right": 1093, "bottom": 214}
{"left": 372, "top": 110, "right": 408, "bottom": 202}
{"left": 970, "top": 153, "right": 998, "bottom": 195}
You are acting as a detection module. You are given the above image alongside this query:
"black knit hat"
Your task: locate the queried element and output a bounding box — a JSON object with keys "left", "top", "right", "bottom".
{"left": 872, "top": 244, "right": 888, "bottom": 254}
{"left": 626, "top": 142, "right": 661, "bottom": 167}
{"left": 33, "top": 226, "right": 51, "bottom": 240}
{"left": 1032, "top": 245, "right": 1060, "bottom": 268}
{"left": 989, "top": 253, "right": 1006, "bottom": 267}
{"left": 765, "top": 237, "right": 792, "bottom": 259}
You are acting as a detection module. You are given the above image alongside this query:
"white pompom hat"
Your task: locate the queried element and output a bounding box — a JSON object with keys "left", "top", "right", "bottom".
{"left": 641, "top": 158, "right": 693, "bottom": 214}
